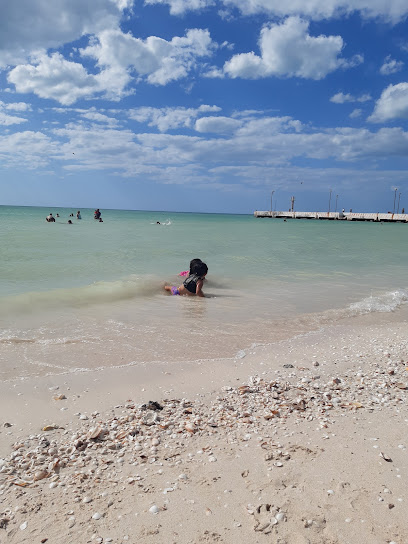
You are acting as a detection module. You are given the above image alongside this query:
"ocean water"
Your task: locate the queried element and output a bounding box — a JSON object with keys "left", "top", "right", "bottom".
{"left": 1, "top": 205, "right": 407, "bottom": 380}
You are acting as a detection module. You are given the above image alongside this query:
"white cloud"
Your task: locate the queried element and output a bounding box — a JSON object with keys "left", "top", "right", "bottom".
{"left": 1, "top": 101, "right": 32, "bottom": 112}
{"left": 369, "top": 82, "right": 408, "bottom": 122}
{"left": 128, "top": 105, "right": 221, "bottom": 131}
{"left": 7, "top": 53, "right": 101, "bottom": 106}
{"left": 3, "top": 111, "right": 408, "bottom": 188}
{"left": 7, "top": 28, "right": 215, "bottom": 105}
{"left": 380, "top": 55, "right": 404, "bottom": 75}
{"left": 144, "top": 0, "right": 214, "bottom": 15}
{"left": 81, "top": 28, "right": 214, "bottom": 87}
{"left": 331, "top": 92, "right": 354, "bottom": 103}
{"left": 0, "top": 0, "right": 131, "bottom": 68}
{"left": 144, "top": 0, "right": 408, "bottom": 22}
{"left": 203, "top": 66, "right": 225, "bottom": 78}
{"left": 223, "top": 17, "right": 346, "bottom": 80}
{"left": 81, "top": 112, "right": 119, "bottom": 126}
{"left": 349, "top": 108, "right": 362, "bottom": 118}
{"left": 0, "top": 100, "right": 30, "bottom": 124}
{"left": 330, "top": 92, "right": 371, "bottom": 103}
{"left": 0, "top": 111, "right": 28, "bottom": 126}
{"left": 195, "top": 116, "right": 242, "bottom": 133}
{"left": 198, "top": 105, "right": 221, "bottom": 112}
{"left": 0, "top": 131, "right": 57, "bottom": 167}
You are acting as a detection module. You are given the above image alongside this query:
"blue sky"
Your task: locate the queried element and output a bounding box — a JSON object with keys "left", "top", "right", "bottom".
{"left": 1, "top": 0, "right": 408, "bottom": 214}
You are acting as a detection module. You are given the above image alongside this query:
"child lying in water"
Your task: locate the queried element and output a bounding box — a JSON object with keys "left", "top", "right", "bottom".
{"left": 165, "top": 261, "right": 208, "bottom": 297}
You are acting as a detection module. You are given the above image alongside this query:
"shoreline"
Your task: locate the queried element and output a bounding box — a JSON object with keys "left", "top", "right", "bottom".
{"left": 1, "top": 310, "right": 408, "bottom": 543}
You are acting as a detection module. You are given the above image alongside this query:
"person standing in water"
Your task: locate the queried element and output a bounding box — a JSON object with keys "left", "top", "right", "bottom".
{"left": 76, "top": 211, "right": 81, "bottom": 219}
{"left": 165, "top": 261, "right": 208, "bottom": 297}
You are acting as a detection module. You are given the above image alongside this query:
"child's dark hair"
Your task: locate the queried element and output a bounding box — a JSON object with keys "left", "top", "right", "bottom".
{"left": 195, "top": 261, "right": 208, "bottom": 277}
{"left": 189, "top": 258, "right": 202, "bottom": 274}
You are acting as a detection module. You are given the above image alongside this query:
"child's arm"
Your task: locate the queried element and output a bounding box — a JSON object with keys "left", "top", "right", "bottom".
{"left": 196, "top": 279, "right": 205, "bottom": 297}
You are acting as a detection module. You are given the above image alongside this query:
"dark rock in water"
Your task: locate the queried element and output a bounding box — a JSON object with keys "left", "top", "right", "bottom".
{"left": 141, "top": 401, "right": 163, "bottom": 411}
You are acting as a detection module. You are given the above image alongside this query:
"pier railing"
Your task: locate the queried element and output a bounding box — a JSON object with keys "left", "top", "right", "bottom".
{"left": 254, "top": 211, "right": 408, "bottom": 222}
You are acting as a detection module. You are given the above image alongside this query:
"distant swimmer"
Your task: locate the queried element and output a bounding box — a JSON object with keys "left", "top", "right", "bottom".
{"left": 156, "top": 221, "right": 161, "bottom": 224}
{"left": 94, "top": 209, "right": 101, "bottom": 219}
{"left": 76, "top": 211, "right": 81, "bottom": 219}
{"left": 56, "top": 213, "right": 60, "bottom": 217}
{"left": 68, "top": 220, "right": 73, "bottom": 224}
{"left": 99, "top": 218, "right": 103, "bottom": 222}
{"left": 46, "top": 213, "right": 55, "bottom": 222}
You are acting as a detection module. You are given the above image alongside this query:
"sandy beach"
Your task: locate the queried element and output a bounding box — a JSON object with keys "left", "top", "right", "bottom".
{"left": 1, "top": 309, "right": 407, "bottom": 544}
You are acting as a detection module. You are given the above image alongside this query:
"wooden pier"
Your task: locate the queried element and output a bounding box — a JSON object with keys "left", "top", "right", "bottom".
{"left": 254, "top": 211, "right": 408, "bottom": 222}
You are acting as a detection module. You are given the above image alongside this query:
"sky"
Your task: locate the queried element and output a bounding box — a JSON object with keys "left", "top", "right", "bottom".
{"left": 1, "top": 0, "right": 408, "bottom": 214}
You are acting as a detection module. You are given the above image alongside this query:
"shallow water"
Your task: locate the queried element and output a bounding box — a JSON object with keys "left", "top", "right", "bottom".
{"left": 1, "top": 205, "right": 407, "bottom": 380}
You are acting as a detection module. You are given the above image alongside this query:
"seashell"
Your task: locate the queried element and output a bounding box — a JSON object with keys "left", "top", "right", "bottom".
{"left": 87, "top": 426, "right": 103, "bottom": 440}
{"left": 379, "top": 452, "right": 392, "bottom": 462}
{"left": 142, "top": 412, "right": 159, "bottom": 426}
{"left": 20, "top": 521, "right": 28, "bottom": 530}
{"left": 48, "top": 458, "right": 60, "bottom": 472}
{"left": 238, "top": 386, "right": 251, "bottom": 395}
{"left": 248, "top": 375, "right": 260, "bottom": 385}
{"left": 83, "top": 497, "right": 92, "bottom": 503}
{"left": 42, "top": 425, "right": 58, "bottom": 431}
{"left": 185, "top": 422, "right": 196, "bottom": 433}
{"left": 53, "top": 394, "right": 66, "bottom": 400}
{"left": 395, "top": 383, "right": 407, "bottom": 390}
{"left": 149, "top": 505, "right": 160, "bottom": 514}
{"left": 115, "top": 430, "right": 128, "bottom": 440}
{"left": 33, "top": 470, "right": 48, "bottom": 481}
{"left": 350, "top": 402, "right": 363, "bottom": 409}
{"left": 92, "top": 512, "right": 102, "bottom": 520}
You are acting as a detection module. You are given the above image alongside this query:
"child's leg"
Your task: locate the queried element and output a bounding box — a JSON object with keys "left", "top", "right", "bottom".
{"left": 164, "top": 285, "right": 180, "bottom": 295}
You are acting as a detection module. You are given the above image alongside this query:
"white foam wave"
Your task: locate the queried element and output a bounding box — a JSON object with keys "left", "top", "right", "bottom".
{"left": 349, "top": 289, "right": 408, "bottom": 315}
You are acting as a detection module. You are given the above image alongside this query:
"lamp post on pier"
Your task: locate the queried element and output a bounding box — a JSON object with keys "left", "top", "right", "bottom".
{"left": 397, "top": 192, "right": 401, "bottom": 214}
{"left": 393, "top": 187, "right": 398, "bottom": 214}
{"left": 270, "top": 190, "right": 275, "bottom": 213}
{"left": 335, "top": 194, "right": 339, "bottom": 212}
{"left": 328, "top": 189, "right": 333, "bottom": 213}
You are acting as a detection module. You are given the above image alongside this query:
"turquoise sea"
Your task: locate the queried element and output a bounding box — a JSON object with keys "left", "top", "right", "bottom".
{"left": 1, "top": 205, "right": 407, "bottom": 381}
